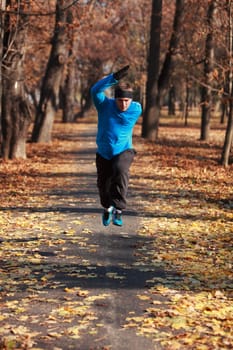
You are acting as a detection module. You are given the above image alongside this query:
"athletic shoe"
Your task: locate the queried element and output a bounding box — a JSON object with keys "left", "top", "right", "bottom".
{"left": 102, "top": 206, "right": 113, "bottom": 226}
{"left": 112, "top": 209, "right": 123, "bottom": 226}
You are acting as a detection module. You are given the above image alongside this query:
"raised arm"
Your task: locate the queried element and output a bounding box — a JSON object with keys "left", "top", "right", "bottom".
{"left": 91, "top": 65, "right": 130, "bottom": 108}
{"left": 91, "top": 74, "right": 117, "bottom": 107}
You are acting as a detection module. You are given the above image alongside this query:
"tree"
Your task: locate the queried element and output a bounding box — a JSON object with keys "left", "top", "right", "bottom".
{"left": 31, "top": 0, "right": 69, "bottom": 143}
{"left": 221, "top": 0, "right": 233, "bottom": 166}
{"left": 142, "top": 0, "right": 184, "bottom": 140}
{"left": 0, "top": 0, "right": 6, "bottom": 142}
{"left": 141, "top": 0, "right": 162, "bottom": 140}
{"left": 0, "top": 0, "right": 231, "bottom": 164}
{"left": 74, "top": 0, "right": 151, "bottom": 119}
{"left": 200, "top": 0, "right": 216, "bottom": 141}
{"left": 60, "top": 9, "right": 76, "bottom": 123}
{"left": 1, "top": 0, "right": 31, "bottom": 159}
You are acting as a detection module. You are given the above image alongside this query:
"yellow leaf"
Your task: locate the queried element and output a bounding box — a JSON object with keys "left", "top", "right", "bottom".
{"left": 170, "top": 316, "right": 188, "bottom": 330}
{"left": 11, "top": 325, "right": 29, "bottom": 334}
{"left": 77, "top": 289, "right": 89, "bottom": 297}
{"left": 47, "top": 332, "right": 62, "bottom": 338}
{"left": 72, "top": 219, "right": 84, "bottom": 225}
{"left": 82, "top": 228, "right": 92, "bottom": 234}
{"left": 137, "top": 294, "right": 151, "bottom": 301}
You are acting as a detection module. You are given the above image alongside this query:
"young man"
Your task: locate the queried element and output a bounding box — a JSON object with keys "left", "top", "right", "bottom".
{"left": 91, "top": 65, "right": 142, "bottom": 226}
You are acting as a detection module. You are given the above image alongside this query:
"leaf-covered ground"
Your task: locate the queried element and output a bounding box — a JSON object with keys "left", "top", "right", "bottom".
{"left": 127, "top": 119, "right": 233, "bottom": 349}
{"left": 0, "top": 117, "right": 232, "bottom": 350}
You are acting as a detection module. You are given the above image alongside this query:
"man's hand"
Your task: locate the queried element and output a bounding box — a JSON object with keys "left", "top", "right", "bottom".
{"left": 113, "top": 65, "right": 130, "bottom": 80}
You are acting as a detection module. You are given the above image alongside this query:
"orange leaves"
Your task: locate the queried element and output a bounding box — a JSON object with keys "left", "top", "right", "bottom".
{"left": 0, "top": 120, "right": 232, "bottom": 349}
{"left": 124, "top": 288, "right": 233, "bottom": 348}
{"left": 128, "top": 121, "right": 233, "bottom": 349}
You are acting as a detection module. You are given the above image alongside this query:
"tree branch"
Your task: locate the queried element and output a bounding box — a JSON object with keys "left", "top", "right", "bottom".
{"left": 0, "top": 0, "right": 80, "bottom": 17}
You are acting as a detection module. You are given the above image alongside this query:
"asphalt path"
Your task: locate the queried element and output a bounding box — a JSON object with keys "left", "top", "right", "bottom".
{"left": 1, "top": 124, "right": 162, "bottom": 350}
{"left": 53, "top": 126, "right": 159, "bottom": 350}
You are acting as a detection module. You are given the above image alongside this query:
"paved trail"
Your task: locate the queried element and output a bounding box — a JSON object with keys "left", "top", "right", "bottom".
{"left": 55, "top": 125, "right": 159, "bottom": 350}
{"left": 1, "top": 124, "right": 162, "bottom": 350}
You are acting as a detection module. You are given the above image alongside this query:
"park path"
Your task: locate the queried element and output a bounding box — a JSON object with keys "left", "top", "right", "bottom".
{"left": 0, "top": 123, "right": 161, "bottom": 350}
{"left": 54, "top": 124, "right": 159, "bottom": 350}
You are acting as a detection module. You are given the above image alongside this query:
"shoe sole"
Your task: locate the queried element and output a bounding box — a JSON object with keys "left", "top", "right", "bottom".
{"left": 112, "top": 220, "right": 123, "bottom": 226}
{"left": 103, "top": 221, "right": 111, "bottom": 226}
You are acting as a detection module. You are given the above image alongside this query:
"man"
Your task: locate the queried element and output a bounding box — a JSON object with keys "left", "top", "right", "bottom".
{"left": 90, "top": 65, "right": 142, "bottom": 226}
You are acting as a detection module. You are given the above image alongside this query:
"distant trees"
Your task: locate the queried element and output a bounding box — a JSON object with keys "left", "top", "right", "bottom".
{"left": 0, "top": 0, "right": 232, "bottom": 164}
{"left": 143, "top": 0, "right": 232, "bottom": 165}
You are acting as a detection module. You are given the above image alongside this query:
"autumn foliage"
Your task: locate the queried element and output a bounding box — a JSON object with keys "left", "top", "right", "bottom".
{"left": 0, "top": 1, "right": 232, "bottom": 347}
{"left": 0, "top": 115, "right": 232, "bottom": 349}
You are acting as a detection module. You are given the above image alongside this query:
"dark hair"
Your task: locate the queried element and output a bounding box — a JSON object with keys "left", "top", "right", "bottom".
{"left": 115, "top": 83, "right": 133, "bottom": 99}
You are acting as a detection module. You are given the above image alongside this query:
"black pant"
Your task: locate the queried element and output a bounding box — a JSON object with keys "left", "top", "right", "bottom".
{"left": 96, "top": 149, "right": 135, "bottom": 210}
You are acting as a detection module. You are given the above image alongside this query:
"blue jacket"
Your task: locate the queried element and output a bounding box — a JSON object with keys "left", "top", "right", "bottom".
{"left": 91, "top": 73, "right": 142, "bottom": 160}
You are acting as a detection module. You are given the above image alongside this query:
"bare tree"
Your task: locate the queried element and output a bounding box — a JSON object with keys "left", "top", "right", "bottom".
{"left": 200, "top": 0, "right": 216, "bottom": 141}
{"left": 141, "top": 0, "right": 162, "bottom": 140}
{"left": 221, "top": 0, "right": 233, "bottom": 166}
{"left": 60, "top": 8, "right": 76, "bottom": 123}
{"left": 142, "top": 0, "right": 184, "bottom": 140}
{"left": 0, "top": 0, "right": 6, "bottom": 141}
{"left": 31, "top": 0, "right": 69, "bottom": 143}
{"left": 1, "top": 0, "right": 31, "bottom": 159}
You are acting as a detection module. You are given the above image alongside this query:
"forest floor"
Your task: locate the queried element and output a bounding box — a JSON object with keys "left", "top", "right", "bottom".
{"left": 0, "top": 113, "right": 232, "bottom": 350}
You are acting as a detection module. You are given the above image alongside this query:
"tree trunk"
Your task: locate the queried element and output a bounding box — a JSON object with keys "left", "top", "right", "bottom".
{"left": 184, "top": 81, "right": 190, "bottom": 126}
{"left": 31, "top": 0, "right": 68, "bottom": 142}
{"left": 221, "top": 0, "right": 233, "bottom": 166}
{"left": 200, "top": 0, "right": 216, "bottom": 141}
{"left": 221, "top": 101, "right": 233, "bottom": 166}
{"left": 168, "top": 85, "right": 176, "bottom": 115}
{"left": 1, "top": 0, "right": 31, "bottom": 160}
{"left": 220, "top": 101, "right": 227, "bottom": 124}
{"left": 74, "top": 88, "right": 93, "bottom": 119}
{"left": 142, "top": 0, "right": 184, "bottom": 140}
{"left": 62, "top": 63, "right": 76, "bottom": 123}
{"left": 75, "top": 60, "right": 103, "bottom": 120}
{"left": 141, "top": 0, "right": 162, "bottom": 140}
{"left": 61, "top": 9, "right": 76, "bottom": 123}
{"left": 158, "top": 0, "right": 184, "bottom": 100}
{"left": 0, "top": 0, "right": 6, "bottom": 143}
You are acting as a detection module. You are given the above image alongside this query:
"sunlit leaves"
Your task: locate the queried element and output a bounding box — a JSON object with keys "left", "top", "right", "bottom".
{"left": 0, "top": 121, "right": 232, "bottom": 349}
{"left": 126, "top": 123, "right": 233, "bottom": 349}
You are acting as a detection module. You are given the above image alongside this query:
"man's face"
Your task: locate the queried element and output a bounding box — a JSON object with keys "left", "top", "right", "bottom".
{"left": 115, "top": 98, "right": 132, "bottom": 112}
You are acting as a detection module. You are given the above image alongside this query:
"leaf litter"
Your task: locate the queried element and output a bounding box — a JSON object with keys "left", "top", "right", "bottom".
{"left": 0, "top": 121, "right": 232, "bottom": 349}
{"left": 123, "top": 124, "right": 233, "bottom": 349}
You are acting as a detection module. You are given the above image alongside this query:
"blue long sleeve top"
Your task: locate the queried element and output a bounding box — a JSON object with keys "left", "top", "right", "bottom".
{"left": 91, "top": 73, "right": 142, "bottom": 160}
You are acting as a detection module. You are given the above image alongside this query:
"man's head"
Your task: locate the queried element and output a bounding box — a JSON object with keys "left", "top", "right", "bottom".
{"left": 115, "top": 83, "right": 133, "bottom": 112}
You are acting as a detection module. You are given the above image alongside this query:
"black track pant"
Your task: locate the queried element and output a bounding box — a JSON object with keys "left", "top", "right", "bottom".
{"left": 96, "top": 149, "right": 135, "bottom": 210}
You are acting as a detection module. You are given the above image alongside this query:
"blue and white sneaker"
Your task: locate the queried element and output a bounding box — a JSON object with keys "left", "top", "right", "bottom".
{"left": 112, "top": 209, "right": 123, "bottom": 226}
{"left": 102, "top": 206, "right": 113, "bottom": 226}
